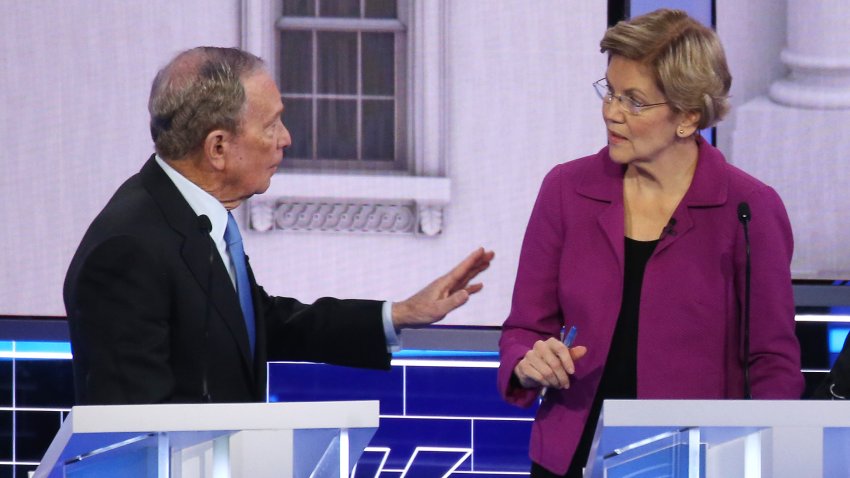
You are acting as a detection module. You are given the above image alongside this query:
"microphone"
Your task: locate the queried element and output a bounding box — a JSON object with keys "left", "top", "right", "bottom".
{"left": 197, "top": 214, "right": 212, "bottom": 235}
{"left": 737, "top": 202, "right": 751, "bottom": 225}
{"left": 737, "top": 202, "right": 752, "bottom": 399}
{"left": 197, "top": 215, "right": 214, "bottom": 402}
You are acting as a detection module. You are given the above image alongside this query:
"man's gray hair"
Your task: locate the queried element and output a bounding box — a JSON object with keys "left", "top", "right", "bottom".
{"left": 148, "top": 47, "right": 265, "bottom": 160}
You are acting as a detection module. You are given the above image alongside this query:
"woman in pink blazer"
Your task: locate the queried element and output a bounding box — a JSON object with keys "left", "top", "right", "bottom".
{"left": 498, "top": 9, "right": 804, "bottom": 477}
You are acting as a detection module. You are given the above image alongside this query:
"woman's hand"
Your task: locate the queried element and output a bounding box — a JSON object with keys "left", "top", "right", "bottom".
{"left": 513, "top": 338, "right": 587, "bottom": 390}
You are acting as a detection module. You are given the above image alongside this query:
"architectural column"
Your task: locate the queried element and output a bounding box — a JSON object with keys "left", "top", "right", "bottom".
{"left": 732, "top": 0, "right": 850, "bottom": 278}
{"left": 769, "top": 0, "right": 850, "bottom": 109}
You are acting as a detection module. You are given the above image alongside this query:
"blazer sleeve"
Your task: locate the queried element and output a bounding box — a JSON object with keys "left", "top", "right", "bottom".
{"left": 498, "top": 166, "right": 567, "bottom": 407}
{"left": 67, "top": 235, "right": 176, "bottom": 404}
{"left": 741, "top": 186, "right": 804, "bottom": 398}
{"left": 260, "top": 288, "right": 391, "bottom": 371}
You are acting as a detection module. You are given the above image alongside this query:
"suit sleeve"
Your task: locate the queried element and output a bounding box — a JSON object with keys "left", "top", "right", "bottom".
{"left": 741, "top": 186, "right": 804, "bottom": 398}
{"left": 68, "top": 235, "right": 176, "bottom": 404}
{"left": 498, "top": 166, "right": 567, "bottom": 407}
{"left": 259, "top": 288, "right": 391, "bottom": 370}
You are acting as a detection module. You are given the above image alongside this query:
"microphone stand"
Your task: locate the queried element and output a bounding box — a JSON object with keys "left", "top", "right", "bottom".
{"left": 738, "top": 203, "right": 752, "bottom": 400}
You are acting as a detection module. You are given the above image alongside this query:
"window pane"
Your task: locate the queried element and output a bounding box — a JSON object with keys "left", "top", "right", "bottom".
{"left": 283, "top": 0, "right": 316, "bottom": 16}
{"left": 282, "top": 98, "right": 313, "bottom": 160}
{"left": 365, "top": 0, "right": 397, "bottom": 18}
{"left": 362, "top": 32, "right": 394, "bottom": 95}
{"left": 318, "top": 99, "right": 357, "bottom": 159}
{"left": 363, "top": 100, "right": 394, "bottom": 160}
{"left": 280, "top": 30, "right": 313, "bottom": 94}
{"left": 317, "top": 32, "right": 357, "bottom": 94}
{"left": 319, "top": 0, "right": 359, "bottom": 17}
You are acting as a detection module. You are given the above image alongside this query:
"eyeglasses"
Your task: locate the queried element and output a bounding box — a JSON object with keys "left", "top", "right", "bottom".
{"left": 593, "top": 78, "right": 668, "bottom": 115}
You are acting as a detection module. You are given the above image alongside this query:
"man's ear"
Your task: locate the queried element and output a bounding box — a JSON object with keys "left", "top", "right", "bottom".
{"left": 203, "top": 129, "right": 233, "bottom": 171}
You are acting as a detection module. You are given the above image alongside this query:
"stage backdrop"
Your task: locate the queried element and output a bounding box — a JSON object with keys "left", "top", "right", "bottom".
{"left": 1, "top": 0, "right": 845, "bottom": 325}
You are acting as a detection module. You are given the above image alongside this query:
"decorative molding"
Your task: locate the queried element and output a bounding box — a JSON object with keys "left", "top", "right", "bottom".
{"left": 417, "top": 205, "right": 443, "bottom": 237}
{"left": 248, "top": 198, "right": 443, "bottom": 236}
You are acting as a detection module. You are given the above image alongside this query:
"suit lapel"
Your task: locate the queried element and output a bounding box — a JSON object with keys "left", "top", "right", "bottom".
{"left": 245, "top": 256, "right": 267, "bottom": 398}
{"left": 139, "top": 156, "right": 255, "bottom": 375}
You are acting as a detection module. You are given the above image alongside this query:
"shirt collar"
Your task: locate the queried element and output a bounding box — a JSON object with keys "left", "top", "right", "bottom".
{"left": 154, "top": 155, "right": 228, "bottom": 242}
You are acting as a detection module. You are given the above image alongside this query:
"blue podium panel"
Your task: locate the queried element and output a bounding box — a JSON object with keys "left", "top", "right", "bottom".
{"left": 269, "top": 355, "right": 537, "bottom": 476}
{"left": 64, "top": 434, "right": 162, "bottom": 478}
{"left": 268, "top": 362, "right": 404, "bottom": 415}
{"left": 369, "top": 417, "right": 472, "bottom": 470}
{"left": 472, "top": 419, "right": 533, "bottom": 472}
{"left": 603, "top": 428, "right": 706, "bottom": 478}
{"left": 405, "top": 364, "right": 536, "bottom": 418}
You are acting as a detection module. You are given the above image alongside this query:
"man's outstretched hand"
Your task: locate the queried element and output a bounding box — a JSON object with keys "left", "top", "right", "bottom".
{"left": 392, "top": 247, "right": 495, "bottom": 329}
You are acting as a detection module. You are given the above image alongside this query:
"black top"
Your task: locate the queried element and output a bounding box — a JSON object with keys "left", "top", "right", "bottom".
{"left": 564, "top": 237, "right": 659, "bottom": 477}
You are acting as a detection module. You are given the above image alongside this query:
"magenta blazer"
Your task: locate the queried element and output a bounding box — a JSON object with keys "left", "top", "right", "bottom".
{"left": 498, "top": 138, "right": 804, "bottom": 474}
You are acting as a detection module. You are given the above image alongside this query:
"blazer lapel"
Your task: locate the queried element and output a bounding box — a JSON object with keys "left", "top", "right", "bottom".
{"left": 654, "top": 203, "right": 693, "bottom": 255}
{"left": 139, "top": 156, "right": 255, "bottom": 375}
{"left": 577, "top": 149, "right": 626, "bottom": 270}
{"left": 655, "top": 137, "right": 729, "bottom": 255}
{"left": 598, "top": 202, "right": 625, "bottom": 271}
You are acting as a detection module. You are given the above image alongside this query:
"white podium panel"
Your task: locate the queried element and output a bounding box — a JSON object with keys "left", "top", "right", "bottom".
{"left": 34, "top": 401, "right": 379, "bottom": 478}
{"left": 585, "top": 400, "right": 850, "bottom": 478}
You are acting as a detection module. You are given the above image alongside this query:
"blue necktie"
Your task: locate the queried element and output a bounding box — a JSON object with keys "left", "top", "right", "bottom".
{"left": 224, "top": 212, "right": 256, "bottom": 357}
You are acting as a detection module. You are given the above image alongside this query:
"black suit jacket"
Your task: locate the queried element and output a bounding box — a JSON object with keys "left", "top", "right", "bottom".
{"left": 64, "top": 156, "right": 391, "bottom": 404}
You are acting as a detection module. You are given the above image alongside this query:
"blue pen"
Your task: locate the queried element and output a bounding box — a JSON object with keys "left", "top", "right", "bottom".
{"left": 540, "top": 325, "right": 578, "bottom": 398}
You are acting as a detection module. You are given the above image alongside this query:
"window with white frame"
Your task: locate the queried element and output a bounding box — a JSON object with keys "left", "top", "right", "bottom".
{"left": 242, "top": 0, "right": 450, "bottom": 236}
{"left": 277, "top": 0, "right": 408, "bottom": 172}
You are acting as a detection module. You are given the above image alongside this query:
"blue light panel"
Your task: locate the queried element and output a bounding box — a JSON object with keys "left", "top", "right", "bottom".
{"left": 829, "top": 327, "right": 850, "bottom": 354}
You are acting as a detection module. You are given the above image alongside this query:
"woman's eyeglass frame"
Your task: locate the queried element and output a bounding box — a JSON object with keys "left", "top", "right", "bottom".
{"left": 593, "top": 78, "right": 669, "bottom": 115}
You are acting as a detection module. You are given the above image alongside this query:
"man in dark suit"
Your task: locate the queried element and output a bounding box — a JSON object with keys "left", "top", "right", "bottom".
{"left": 64, "top": 46, "right": 494, "bottom": 405}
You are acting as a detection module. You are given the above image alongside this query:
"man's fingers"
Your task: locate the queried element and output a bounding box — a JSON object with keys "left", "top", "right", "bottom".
{"left": 423, "top": 289, "right": 470, "bottom": 323}
{"left": 446, "top": 289, "right": 470, "bottom": 310}
{"left": 455, "top": 260, "right": 493, "bottom": 291}
{"left": 445, "top": 248, "right": 494, "bottom": 286}
{"left": 465, "top": 282, "right": 484, "bottom": 295}
{"left": 445, "top": 248, "right": 485, "bottom": 282}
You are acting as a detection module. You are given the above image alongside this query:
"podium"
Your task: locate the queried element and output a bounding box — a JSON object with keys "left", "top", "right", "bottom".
{"left": 33, "top": 400, "right": 379, "bottom": 478}
{"left": 585, "top": 400, "right": 850, "bottom": 478}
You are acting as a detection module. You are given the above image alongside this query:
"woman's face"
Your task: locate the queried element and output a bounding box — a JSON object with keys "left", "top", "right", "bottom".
{"left": 602, "top": 55, "right": 684, "bottom": 165}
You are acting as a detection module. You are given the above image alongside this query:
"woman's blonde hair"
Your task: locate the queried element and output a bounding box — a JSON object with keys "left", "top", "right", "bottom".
{"left": 600, "top": 9, "right": 731, "bottom": 129}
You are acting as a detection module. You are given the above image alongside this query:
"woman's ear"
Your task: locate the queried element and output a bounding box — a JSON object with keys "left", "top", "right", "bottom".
{"left": 677, "top": 111, "right": 701, "bottom": 138}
